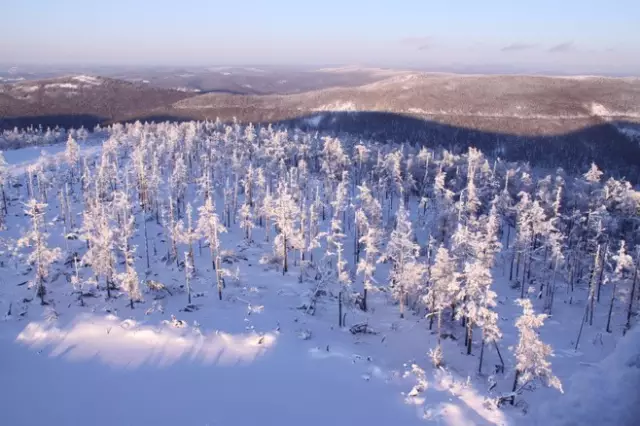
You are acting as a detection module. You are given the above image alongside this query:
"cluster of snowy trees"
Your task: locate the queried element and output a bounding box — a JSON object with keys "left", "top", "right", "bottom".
{"left": 0, "top": 125, "right": 89, "bottom": 150}
{"left": 2, "top": 119, "right": 639, "bottom": 403}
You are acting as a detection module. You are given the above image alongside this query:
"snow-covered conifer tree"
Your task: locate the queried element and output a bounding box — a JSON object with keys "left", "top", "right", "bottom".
{"left": 18, "top": 200, "right": 61, "bottom": 305}
{"left": 357, "top": 211, "right": 382, "bottom": 312}
{"left": 170, "top": 155, "right": 188, "bottom": 216}
{"left": 607, "top": 241, "right": 633, "bottom": 332}
{"left": 326, "top": 214, "right": 350, "bottom": 326}
{"left": 83, "top": 202, "right": 116, "bottom": 298}
{"left": 114, "top": 186, "right": 141, "bottom": 308}
{"left": 383, "top": 204, "right": 424, "bottom": 318}
{"left": 65, "top": 133, "right": 80, "bottom": 180}
{"left": 184, "top": 250, "right": 193, "bottom": 304}
{"left": 196, "top": 198, "right": 226, "bottom": 299}
{"left": 238, "top": 202, "right": 254, "bottom": 241}
{"left": 424, "top": 246, "right": 459, "bottom": 366}
{"left": 511, "top": 299, "right": 562, "bottom": 403}
{"left": 268, "top": 179, "right": 300, "bottom": 274}
{"left": 176, "top": 203, "right": 199, "bottom": 274}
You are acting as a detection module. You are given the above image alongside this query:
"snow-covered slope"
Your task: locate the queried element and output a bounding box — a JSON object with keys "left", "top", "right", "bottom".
{"left": 0, "top": 123, "right": 637, "bottom": 426}
{"left": 535, "top": 326, "right": 640, "bottom": 426}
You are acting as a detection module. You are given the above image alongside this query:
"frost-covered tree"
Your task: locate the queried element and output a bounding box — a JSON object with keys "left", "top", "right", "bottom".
{"left": 326, "top": 215, "right": 350, "bottom": 326}
{"left": 114, "top": 186, "right": 141, "bottom": 308}
{"left": 176, "top": 203, "right": 199, "bottom": 274}
{"left": 165, "top": 195, "right": 179, "bottom": 265}
{"left": 65, "top": 133, "right": 80, "bottom": 180}
{"left": 184, "top": 250, "right": 194, "bottom": 304}
{"left": 355, "top": 185, "right": 383, "bottom": 311}
{"left": 238, "top": 202, "right": 254, "bottom": 241}
{"left": 307, "top": 186, "right": 324, "bottom": 262}
{"left": 170, "top": 155, "right": 188, "bottom": 216}
{"left": 196, "top": 197, "right": 226, "bottom": 300}
{"left": 382, "top": 204, "right": 423, "bottom": 318}
{"left": 321, "top": 136, "right": 349, "bottom": 187}
{"left": 83, "top": 202, "right": 116, "bottom": 299}
{"left": 607, "top": 241, "right": 633, "bottom": 332}
{"left": 583, "top": 162, "right": 603, "bottom": 184}
{"left": 331, "top": 171, "right": 350, "bottom": 231}
{"left": 268, "top": 179, "right": 300, "bottom": 274}
{"left": 624, "top": 246, "right": 640, "bottom": 334}
{"left": 18, "top": 200, "right": 61, "bottom": 305}
{"left": 511, "top": 299, "right": 562, "bottom": 403}
{"left": 424, "top": 247, "right": 459, "bottom": 366}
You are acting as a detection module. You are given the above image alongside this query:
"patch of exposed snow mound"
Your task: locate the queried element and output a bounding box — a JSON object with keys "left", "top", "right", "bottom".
{"left": 72, "top": 75, "right": 102, "bottom": 85}
{"left": 590, "top": 102, "right": 610, "bottom": 117}
{"left": 535, "top": 326, "right": 640, "bottom": 426}
{"left": 18, "top": 85, "right": 39, "bottom": 93}
{"left": 173, "top": 87, "right": 201, "bottom": 93}
{"left": 45, "top": 83, "right": 78, "bottom": 89}
{"left": 314, "top": 101, "right": 357, "bottom": 112}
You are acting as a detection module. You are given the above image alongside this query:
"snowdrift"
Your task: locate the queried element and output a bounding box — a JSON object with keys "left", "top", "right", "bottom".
{"left": 535, "top": 326, "right": 640, "bottom": 426}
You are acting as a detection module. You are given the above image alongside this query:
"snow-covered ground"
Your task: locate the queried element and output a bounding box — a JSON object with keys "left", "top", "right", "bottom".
{"left": 535, "top": 325, "right": 640, "bottom": 426}
{"left": 0, "top": 128, "right": 634, "bottom": 426}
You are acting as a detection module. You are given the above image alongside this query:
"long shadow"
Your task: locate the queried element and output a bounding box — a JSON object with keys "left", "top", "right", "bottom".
{"left": 2, "top": 110, "right": 639, "bottom": 182}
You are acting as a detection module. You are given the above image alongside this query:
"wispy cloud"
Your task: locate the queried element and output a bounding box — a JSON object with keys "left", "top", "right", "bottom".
{"left": 399, "top": 36, "right": 433, "bottom": 51}
{"left": 548, "top": 42, "right": 574, "bottom": 53}
{"left": 501, "top": 43, "right": 536, "bottom": 52}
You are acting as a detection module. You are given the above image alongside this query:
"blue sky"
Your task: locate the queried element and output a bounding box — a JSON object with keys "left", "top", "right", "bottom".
{"left": 2, "top": 0, "right": 640, "bottom": 74}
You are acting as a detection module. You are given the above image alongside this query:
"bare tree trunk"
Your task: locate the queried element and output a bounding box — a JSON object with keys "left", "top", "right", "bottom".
{"left": 511, "top": 370, "right": 520, "bottom": 405}
{"left": 338, "top": 291, "right": 343, "bottom": 327}
{"left": 575, "top": 304, "right": 588, "bottom": 351}
{"left": 493, "top": 341, "right": 505, "bottom": 373}
{"left": 505, "top": 224, "right": 510, "bottom": 249}
{"left": 509, "top": 250, "right": 515, "bottom": 281}
{"left": 363, "top": 288, "right": 368, "bottom": 312}
{"left": 596, "top": 244, "right": 608, "bottom": 303}
{"left": 283, "top": 234, "right": 288, "bottom": 274}
{"left": 606, "top": 281, "right": 617, "bottom": 333}
{"left": 1, "top": 183, "right": 7, "bottom": 215}
{"left": 588, "top": 246, "right": 601, "bottom": 326}
{"left": 478, "top": 338, "right": 485, "bottom": 374}
{"left": 143, "top": 212, "right": 150, "bottom": 270}
{"left": 625, "top": 263, "right": 638, "bottom": 334}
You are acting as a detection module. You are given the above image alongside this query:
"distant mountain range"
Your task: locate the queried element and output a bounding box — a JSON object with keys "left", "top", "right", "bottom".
{"left": 1, "top": 68, "right": 639, "bottom": 179}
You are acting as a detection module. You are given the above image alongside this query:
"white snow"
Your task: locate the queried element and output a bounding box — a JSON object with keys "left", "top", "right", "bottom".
{"left": 45, "top": 83, "right": 79, "bottom": 89}
{"left": 314, "top": 101, "right": 358, "bottom": 112}
{"left": 72, "top": 75, "right": 102, "bottom": 85}
{"left": 535, "top": 325, "right": 640, "bottom": 426}
{"left": 18, "top": 85, "right": 39, "bottom": 93}
{"left": 0, "top": 123, "right": 634, "bottom": 426}
{"left": 173, "top": 87, "right": 201, "bottom": 92}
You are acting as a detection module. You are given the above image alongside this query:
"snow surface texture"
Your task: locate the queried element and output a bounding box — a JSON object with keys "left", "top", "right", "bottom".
{"left": 0, "top": 124, "right": 635, "bottom": 426}
{"left": 535, "top": 326, "right": 640, "bottom": 426}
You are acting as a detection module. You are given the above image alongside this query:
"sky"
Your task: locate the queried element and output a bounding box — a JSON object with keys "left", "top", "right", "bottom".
{"left": 2, "top": 0, "right": 640, "bottom": 75}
